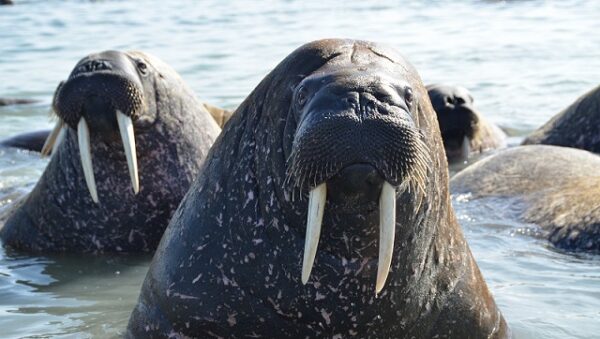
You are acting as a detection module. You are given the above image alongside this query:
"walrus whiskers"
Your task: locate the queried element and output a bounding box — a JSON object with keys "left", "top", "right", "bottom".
{"left": 116, "top": 110, "right": 140, "bottom": 194}
{"left": 41, "top": 119, "right": 66, "bottom": 157}
{"left": 77, "top": 117, "right": 98, "bottom": 203}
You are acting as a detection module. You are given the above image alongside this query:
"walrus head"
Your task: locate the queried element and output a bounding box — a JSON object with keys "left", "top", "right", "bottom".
{"left": 427, "top": 84, "right": 479, "bottom": 161}
{"left": 48, "top": 51, "right": 161, "bottom": 202}
{"left": 284, "top": 58, "right": 430, "bottom": 293}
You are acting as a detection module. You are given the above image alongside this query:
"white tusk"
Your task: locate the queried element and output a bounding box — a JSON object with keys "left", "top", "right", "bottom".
{"left": 41, "top": 121, "right": 66, "bottom": 157}
{"left": 460, "top": 135, "right": 471, "bottom": 160}
{"left": 301, "top": 183, "right": 327, "bottom": 284}
{"left": 77, "top": 118, "right": 98, "bottom": 203}
{"left": 376, "top": 181, "right": 396, "bottom": 294}
{"left": 116, "top": 110, "right": 139, "bottom": 195}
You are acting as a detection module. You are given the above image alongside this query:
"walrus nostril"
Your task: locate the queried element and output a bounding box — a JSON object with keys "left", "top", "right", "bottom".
{"left": 76, "top": 60, "right": 112, "bottom": 75}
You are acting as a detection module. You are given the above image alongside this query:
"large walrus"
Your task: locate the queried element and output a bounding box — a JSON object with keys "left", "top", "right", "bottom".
{"left": 522, "top": 84, "right": 600, "bottom": 153}
{"left": 127, "top": 39, "right": 508, "bottom": 338}
{"left": 0, "top": 50, "right": 220, "bottom": 253}
{"left": 451, "top": 145, "right": 600, "bottom": 253}
{"left": 427, "top": 84, "right": 506, "bottom": 163}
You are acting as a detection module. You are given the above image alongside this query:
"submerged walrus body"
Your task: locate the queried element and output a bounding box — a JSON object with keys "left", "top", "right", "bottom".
{"left": 451, "top": 145, "right": 600, "bottom": 253}
{"left": 427, "top": 84, "right": 506, "bottom": 163}
{"left": 0, "top": 130, "right": 50, "bottom": 153}
{"left": 127, "top": 39, "right": 507, "bottom": 338}
{"left": 0, "top": 50, "right": 220, "bottom": 253}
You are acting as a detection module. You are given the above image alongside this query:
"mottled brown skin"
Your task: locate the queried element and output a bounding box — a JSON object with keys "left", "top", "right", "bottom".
{"left": 203, "top": 102, "right": 233, "bottom": 128}
{"left": 523, "top": 85, "right": 600, "bottom": 153}
{"left": 427, "top": 84, "right": 506, "bottom": 163}
{"left": 0, "top": 51, "right": 220, "bottom": 253}
{"left": 127, "top": 39, "right": 507, "bottom": 338}
{"left": 451, "top": 145, "right": 600, "bottom": 253}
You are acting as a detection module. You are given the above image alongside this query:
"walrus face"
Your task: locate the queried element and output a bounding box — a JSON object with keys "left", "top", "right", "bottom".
{"left": 427, "top": 85, "right": 479, "bottom": 161}
{"left": 285, "top": 67, "right": 429, "bottom": 293}
{"left": 49, "top": 51, "right": 159, "bottom": 202}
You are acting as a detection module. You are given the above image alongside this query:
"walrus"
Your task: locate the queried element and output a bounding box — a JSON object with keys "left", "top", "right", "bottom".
{"left": 427, "top": 84, "right": 506, "bottom": 163}
{"left": 0, "top": 98, "right": 37, "bottom": 105}
{"left": 451, "top": 145, "right": 600, "bottom": 253}
{"left": 0, "top": 130, "right": 51, "bottom": 153}
{"left": 127, "top": 39, "right": 508, "bottom": 338}
{"left": 522, "top": 84, "right": 600, "bottom": 153}
{"left": 0, "top": 50, "right": 220, "bottom": 253}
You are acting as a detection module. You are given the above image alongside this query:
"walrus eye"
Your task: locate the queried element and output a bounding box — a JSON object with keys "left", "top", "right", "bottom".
{"left": 404, "top": 87, "right": 414, "bottom": 106}
{"left": 137, "top": 61, "right": 148, "bottom": 75}
{"left": 296, "top": 86, "right": 308, "bottom": 109}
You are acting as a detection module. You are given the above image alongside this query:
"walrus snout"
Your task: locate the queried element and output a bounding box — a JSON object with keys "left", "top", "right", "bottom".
{"left": 47, "top": 52, "right": 148, "bottom": 203}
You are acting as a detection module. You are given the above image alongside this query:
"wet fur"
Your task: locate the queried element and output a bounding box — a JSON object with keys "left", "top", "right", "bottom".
{"left": 451, "top": 145, "right": 600, "bottom": 253}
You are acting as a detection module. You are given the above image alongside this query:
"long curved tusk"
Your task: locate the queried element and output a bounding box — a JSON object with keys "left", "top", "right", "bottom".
{"left": 460, "top": 135, "right": 471, "bottom": 160}
{"left": 41, "top": 120, "right": 66, "bottom": 157}
{"left": 116, "top": 110, "right": 139, "bottom": 195}
{"left": 301, "top": 183, "right": 327, "bottom": 284}
{"left": 77, "top": 118, "right": 98, "bottom": 203}
{"left": 376, "top": 181, "right": 396, "bottom": 294}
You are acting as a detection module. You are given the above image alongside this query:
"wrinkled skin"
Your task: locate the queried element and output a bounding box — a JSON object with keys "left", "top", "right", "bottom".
{"left": 427, "top": 84, "right": 506, "bottom": 163}
{"left": 127, "top": 39, "right": 507, "bottom": 338}
{"left": 0, "top": 50, "right": 220, "bottom": 253}
{"left": 451, "top": 145, "right": 600, "bottom": 253}
{"left": 523, "top": 85, "right": 600, "bottom": 153}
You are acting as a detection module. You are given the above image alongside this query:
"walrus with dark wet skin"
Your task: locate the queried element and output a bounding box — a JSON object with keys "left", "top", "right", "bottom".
{"left": 427, "top": 84, "right": 506, "bottom": 163}
{"left": 523, "top": 84, "right": 600, "bottom": 153}
{"left": 0, "top": 51, "right": 220, "bottom": 253}
{"left": 127, "top": 39, "right": 508, "bottom": 338}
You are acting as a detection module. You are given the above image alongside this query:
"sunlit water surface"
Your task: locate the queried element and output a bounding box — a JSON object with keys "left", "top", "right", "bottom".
{"left": 1, "top": 1, "right": 599, "bottom": 338}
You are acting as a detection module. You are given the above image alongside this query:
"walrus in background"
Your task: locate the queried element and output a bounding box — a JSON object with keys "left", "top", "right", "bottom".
{"left": 0, "top": 50, "right": 220, "bottom": 253}
{"left": 0, "top": 130, "right": 50, "bottom": 153}
{"left": 127, "top": 39, "right": 507, "bottom": 338}
{"left": 523, "top": 85, "right": 600, "bottom": 153}
{"left": 0, "top": 0, "right": 14, "bottom": 6}
{"left": 0, "top": 98, "right": 37, "bottom": 105}
{"left": 451, "top": 145, "right": 600, "bottom": 253}
{"left": 427, "top": 84, "right": 506, "bottom": 163}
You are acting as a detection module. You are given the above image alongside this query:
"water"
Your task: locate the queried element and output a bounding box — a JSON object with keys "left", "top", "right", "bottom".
{"left": 0, "top": 0, "right": 599, "bottom": 337}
